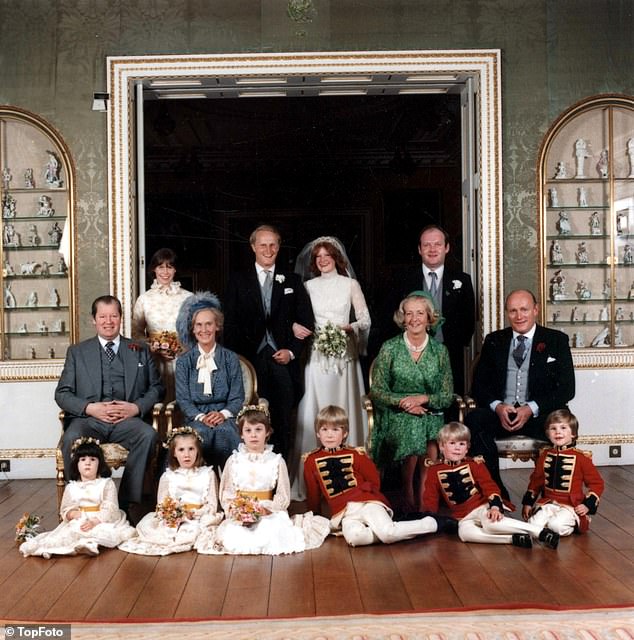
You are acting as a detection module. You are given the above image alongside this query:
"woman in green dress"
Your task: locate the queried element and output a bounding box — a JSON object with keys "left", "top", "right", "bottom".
{"left": 370, "top": 291, "right": 454, "bottom": 511}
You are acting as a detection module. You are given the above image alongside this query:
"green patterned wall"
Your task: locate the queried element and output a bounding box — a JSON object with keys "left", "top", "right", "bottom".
{"left": 0, "top": 0, "right": 632, "bottom": 337}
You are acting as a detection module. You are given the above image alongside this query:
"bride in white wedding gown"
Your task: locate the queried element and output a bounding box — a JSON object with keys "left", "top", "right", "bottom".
{"left": 291, "top": 237, "right": 371, "bottom": 500}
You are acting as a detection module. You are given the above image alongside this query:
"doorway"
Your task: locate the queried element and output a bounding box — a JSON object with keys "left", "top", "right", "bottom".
{"left": 107, "top": 51, "right": 503, "bottom": 341}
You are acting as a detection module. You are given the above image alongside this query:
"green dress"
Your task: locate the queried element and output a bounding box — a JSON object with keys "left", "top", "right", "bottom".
{"left": 370, "top": 334, "right": 454, "bottom": 467}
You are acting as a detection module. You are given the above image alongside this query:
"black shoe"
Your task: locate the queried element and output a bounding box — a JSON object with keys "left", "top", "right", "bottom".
{"left": 538, "top": 527, "right": 560, "bottom": 549}
{"left": 512, "top": 533, "right": 533, "bottom": 548}
{"left": 414, "top": 511, "right": 459, "bottom": 535}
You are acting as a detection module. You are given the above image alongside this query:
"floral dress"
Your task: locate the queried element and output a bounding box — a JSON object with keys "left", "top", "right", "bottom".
{"left": 119, "top": 466, "right": 221, "bottom": 556}
{"left": 370, "top": 334, "right": 454, "bottom": 467}
{"left": 20, "top": 478, "right": 135, "bottom": 557}
{"left": 132, "top": 279, "right": 193, "bottom": 400}
{"left": 196, "top": 444, "right": 329, "bottom": 555}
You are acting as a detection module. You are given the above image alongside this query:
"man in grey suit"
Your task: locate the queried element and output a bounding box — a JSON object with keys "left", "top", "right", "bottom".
{"left": 55, "top": 295, "right": 164, "bottom": 512}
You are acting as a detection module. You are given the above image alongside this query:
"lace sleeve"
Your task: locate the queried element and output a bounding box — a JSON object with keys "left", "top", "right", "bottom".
{"left": 99, "top": 478, "right": 122, "bottom": 522}
{"left": 349, "top": 279, "right": 371, "bottom": 355}
{"left": 266, "top": 457, "right": 291, "bottom": 513}
{"left": 59, "top": 485, "right": 79, "bottom": 521}
{"left": 156, "top": 472, "right": 170, "bottom": 504}
{"left": 218, "top": 456, "right": 237, "bottom": 513}
{"left": 200, "top": 467, "right": 223, "bottom": 526}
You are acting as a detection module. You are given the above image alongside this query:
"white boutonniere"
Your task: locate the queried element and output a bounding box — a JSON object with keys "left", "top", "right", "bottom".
{"left": 452, "top": 280, "right": 462, "bottom": 290}
{"left": 275, "top": 274, "right": 285, "bottom": 284}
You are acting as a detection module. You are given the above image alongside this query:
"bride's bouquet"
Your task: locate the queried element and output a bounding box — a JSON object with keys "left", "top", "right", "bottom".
{"left": 149, "top": 330, "right": 182, "bottom": 359}
{"left": 313, "top": 321, "right": 348, "bottom": 359}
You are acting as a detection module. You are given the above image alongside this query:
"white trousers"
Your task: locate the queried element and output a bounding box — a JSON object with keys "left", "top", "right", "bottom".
{"left": 458, "top": 505, "right": 543, "bottom": 545}
{"left": 339, "top": 502, "right": 438, "bottom": 547}
{"left": 528, "top": 502, "right": 578, "bottom": 536}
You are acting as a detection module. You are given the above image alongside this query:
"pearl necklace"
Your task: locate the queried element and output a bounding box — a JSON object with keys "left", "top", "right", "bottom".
{"left": 404, "top": 334, "right": 428, "bottom": 353}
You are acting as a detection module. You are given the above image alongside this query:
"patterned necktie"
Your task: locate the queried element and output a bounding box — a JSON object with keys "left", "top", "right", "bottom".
{"left": 512, "top": 335, "right": 527, "bottom": 368}
{"left": 105, "top": 341, "right": 115, "bottom": 362}
{"left": 429, "top": 271, "right": 438, "bottom": 297}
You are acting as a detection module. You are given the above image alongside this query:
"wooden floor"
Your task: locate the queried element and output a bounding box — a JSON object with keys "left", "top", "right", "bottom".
{"left": 1, "top": 466, "right": 633, "bottom": 621}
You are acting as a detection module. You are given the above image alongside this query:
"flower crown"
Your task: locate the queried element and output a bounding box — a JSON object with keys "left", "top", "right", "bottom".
{"left": 164, "top": 426, "right": 204, "bottom": 448}
{"left": 71, "top": 436, "right": 100, "bottom": 453}
{"left": 237, "top": 401, "right": 270, "bottom": 420}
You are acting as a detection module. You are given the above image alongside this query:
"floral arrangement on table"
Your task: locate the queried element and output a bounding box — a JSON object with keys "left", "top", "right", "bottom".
{"left": 155, "top": 496, "right": 194, "bottom": 529}
{"left": 313, "top": 321, "right": 348, "bottom": 359}
{"left": 149, "top": 330, "right": 181, "bottom": 358}
{"left": 228, "top": 495, "right": 267, "bottom": 527}
{"left": 15, "top": 512, "right": 42, "bottom": 544}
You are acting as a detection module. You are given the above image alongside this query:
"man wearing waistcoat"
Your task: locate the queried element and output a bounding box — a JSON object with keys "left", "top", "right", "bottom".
{"left": 55, "top": 295, "right": 164, "bottom": 512}
{"left": 465, "top": 289, "right": 575, "bottom": 499}
{"left": 223, "top": 225, "right": 314, "bottom": 459}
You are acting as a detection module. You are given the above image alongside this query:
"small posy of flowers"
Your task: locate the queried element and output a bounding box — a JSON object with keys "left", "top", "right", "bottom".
{"left": 536, "top": 342, "right": 546, "bottom": 353}
{"left": 228, "top": 495, "right": 267, "bottom": 527}
{"left": 313, "top": 321, "right": 348, "bottom": 359}
{"left": 155, "top": 496, "right": 194, "bottom": 529}
{"left": 15, "top": 512, "right": 42, "bottom": 544}
{"left": 275, "top": 274, "right": 285, "bottom": 284}
{"left": 452, "top": 280, "right": 462, "bottom": 290}
{"left": 149, "top": 331, "right": 181, "bottom": 358}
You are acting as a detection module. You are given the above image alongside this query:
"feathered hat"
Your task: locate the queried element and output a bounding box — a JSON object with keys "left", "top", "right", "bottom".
{"left": 176, "top": 291, "right": 222, "bottom": 352}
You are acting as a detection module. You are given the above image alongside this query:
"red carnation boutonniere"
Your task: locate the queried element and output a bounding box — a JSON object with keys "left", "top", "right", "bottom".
{"left": 127, "top": 342, "right": 141, "bottom": 352}
{"left": 535, "top": 342, "right": 546, "bottom": 353}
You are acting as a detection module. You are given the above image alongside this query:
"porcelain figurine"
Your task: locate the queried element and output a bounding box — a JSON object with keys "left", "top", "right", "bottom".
{"left": 575, "top": 138, "right": 591, "bottom": 178}
{"left": 589, "top": 211, "right": 601, "bottom": 236}
{"left": 556, "top": 210, "right": 571, "bottom": 235}
{"left": 549, "top": 239, "right": 564, "bottom": 265}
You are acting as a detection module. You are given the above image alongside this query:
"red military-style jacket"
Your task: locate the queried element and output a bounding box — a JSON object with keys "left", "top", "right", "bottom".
{"left": 422, "top": 457, "right": 509, "bottom": 519}
{"left": 303, "top": 446, "right": 390, "bottom": 519}
{"left": 522, "top": 445, "right": 604, "bottom": 531}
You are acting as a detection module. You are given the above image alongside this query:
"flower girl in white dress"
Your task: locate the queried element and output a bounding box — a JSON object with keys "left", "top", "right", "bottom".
{"left": 20, "top": 438, "right": 135, "bottom": 558}
{"left": 120, "top": 427, "right": 221, "bottom": 556}
{"left": 196, "top": 404, "right": 329, "bottom": 555}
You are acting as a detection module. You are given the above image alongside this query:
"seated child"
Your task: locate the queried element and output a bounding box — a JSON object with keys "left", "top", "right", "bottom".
{"left": 20, "top": 438, "right": 135, "bottom": 558}
{"left": 522, "top": 409, "right": 604, "bottom": 535}
{"left": 197, "top": 403, "right": 329, "bottom": 555}
{"left": 120, "top": 427, "right": 221, "bottom": 556}
{"left": 303, "top": 405, "right": 454, "bottom": 547}
{"left": 422, "top": 422, "right": 560, "bottom": 549}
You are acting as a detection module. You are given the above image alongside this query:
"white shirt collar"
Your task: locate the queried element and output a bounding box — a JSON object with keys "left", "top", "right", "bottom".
{"left": 422, "top": 264, "right": 445, "bottom": 280}
{"left": 513, "top": 325, "right": 537, "bottom": 342}
{"left": 97, "top": 335, "right": 121, "bottom": 350}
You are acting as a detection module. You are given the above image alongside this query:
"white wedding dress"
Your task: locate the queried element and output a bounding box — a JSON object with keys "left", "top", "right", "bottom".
{"left": 291, "top": 271, "right": 371, "bottom": 500}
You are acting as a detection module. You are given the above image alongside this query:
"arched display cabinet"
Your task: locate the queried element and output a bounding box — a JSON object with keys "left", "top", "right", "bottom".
{"left": 0, "top": 106, "right": 76, "bottom": 379}
{"left": 538, "top": 94, "right": 634, "bottom": 364}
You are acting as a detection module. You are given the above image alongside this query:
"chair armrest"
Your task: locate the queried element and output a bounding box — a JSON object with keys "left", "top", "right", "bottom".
{"left": 361, "top": 394, "right": 374, "bottom": 452}
{"left": 452, "top": 394, "right": 466, "bottom": 423}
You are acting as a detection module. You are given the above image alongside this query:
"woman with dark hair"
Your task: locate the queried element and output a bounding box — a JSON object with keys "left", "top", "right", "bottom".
{"left": 132, "top": 247, "right": 193, "bottom": 400}
{"left": 370, "top": 291, "right": 454, "bottom": 512}
{"left": 291, "top": 236, "right": 371, "bottom": 499}
{"left": 174, "top": 292, "right": 244, "bottom": 468}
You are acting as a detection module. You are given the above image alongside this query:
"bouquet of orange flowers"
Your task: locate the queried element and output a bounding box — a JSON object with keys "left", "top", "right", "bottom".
{"left": 228, "top": 495, "right": 267, "bottom": 527}
{"left": 15, "top": 512, "right": 42, "bottom": 544}
{"left": 155, "top": 496, "right": 193, "bottom": 529}
{"left": 149, "top": 331, "right": 181, "bottom": 359}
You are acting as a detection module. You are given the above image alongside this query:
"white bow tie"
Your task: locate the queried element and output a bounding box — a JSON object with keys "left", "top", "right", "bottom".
{"left": 196, "top": 350, "right": 218, "bottom": 395}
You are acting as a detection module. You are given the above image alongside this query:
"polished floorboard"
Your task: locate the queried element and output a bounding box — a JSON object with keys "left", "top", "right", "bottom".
{"left": 1, "top": 466, "right": 633, "bottom": 621}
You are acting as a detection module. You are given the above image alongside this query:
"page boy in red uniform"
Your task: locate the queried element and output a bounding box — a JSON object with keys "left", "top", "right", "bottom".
{"left": 422, "top": 421, "right": 559, "bottom": 548}
{"left": 522, "top": 409, "right": 604, "bottom": 535}
{"left": 303, "top": 405, "right": 455, "bottom": 547}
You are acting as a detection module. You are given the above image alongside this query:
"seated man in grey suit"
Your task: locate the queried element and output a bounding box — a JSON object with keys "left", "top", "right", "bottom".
{"left": 465, "top": 289, "right": 575, "bottom": 499}
{"left": 55, "top": 295, "right": 164, "bottom": 513}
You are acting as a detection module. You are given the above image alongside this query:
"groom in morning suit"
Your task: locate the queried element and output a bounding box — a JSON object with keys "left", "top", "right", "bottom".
{"left": 465, "top": 289, "right": 575, "bottom": 498}
{"left": 55, "top": 295, "right": 164, "bottom": 510}
{"left": 224, "top": 225, "right": 314, "bottom": 459}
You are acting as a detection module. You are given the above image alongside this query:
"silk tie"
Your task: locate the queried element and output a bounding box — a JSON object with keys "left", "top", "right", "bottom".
{"left": 263, "top": 269, "right": 273, "bottom": 314}
{"left": 429, "top": 271, "right": 438, "bottom": 297}
{"left": 512, "top": 335, "right": 527, "bottom": 368}
{"left": 105, "top": 341, "right": 115, "bottom": 362}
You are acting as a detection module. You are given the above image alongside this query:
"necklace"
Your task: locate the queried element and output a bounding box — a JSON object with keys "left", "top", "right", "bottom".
{"left": 404, "top": 334, "right": 427, "bottom": 353}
